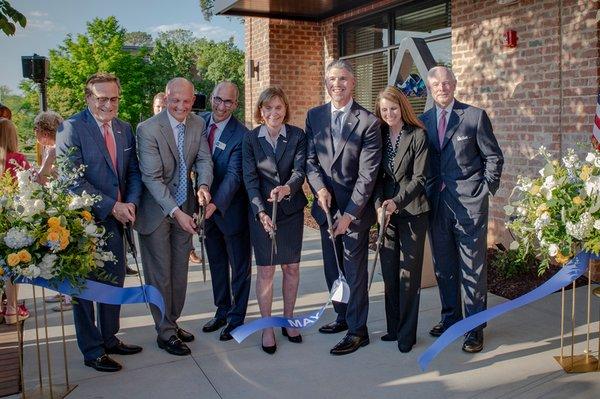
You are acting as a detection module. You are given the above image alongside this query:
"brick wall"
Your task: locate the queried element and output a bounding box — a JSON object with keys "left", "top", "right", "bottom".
{"left": 244, "top": 18, "right": 324, "bottom": 128}
{"left": 451, "top": 0, "right": 599, "bottom": 243}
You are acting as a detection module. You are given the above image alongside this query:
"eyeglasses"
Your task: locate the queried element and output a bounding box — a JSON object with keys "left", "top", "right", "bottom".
{"left": 91, "top": 95, "right": 120, "bottom": 104}
{"left": 212, "top": 96, "right": 236, "bottom": 109}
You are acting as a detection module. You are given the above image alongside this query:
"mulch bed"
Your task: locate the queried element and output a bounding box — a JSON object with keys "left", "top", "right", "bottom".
{"left": 302, "top": 209, "right": 592, "bottom": 300}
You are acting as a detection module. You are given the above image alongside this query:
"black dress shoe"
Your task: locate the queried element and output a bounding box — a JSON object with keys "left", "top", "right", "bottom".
{"left": 125, "top": 266, "right": 139, "bottom": 276}
{"left": 281, "top": 327, "right": 302, "bottom": 343}
{"left": 398, "top": 343, "right": 414, "bottom": 353}
{"left": 318, "top": 320, "right": 348, "bottom": 334}
{"left": 177, "top": 328, "right": 195, "bottom": 343}
{"left": 84, "top": 354, "right": 122, "bottom": 372}
{"left": 219, "top": 324, "right": 239, "bottom": 341}
{"left": 157, "top": 335, "right": 191, "bottom": 356}
{"left": 462, "top": 330, "right": 484, "bottom": 353}
{"left": 380, "top": 333, "right": 397, "bottom": 342}
{"left": 202, "top": 317, "right": 227, "bottom": 333}
{"left": 330, "top": 334, "right": 369, "bottom": 355}
{"left": 261, "top": 332, "right": 276, "bottom": 355}
{"left": 429, "top": 322, "right": 446, "bottom": 337}
{"left": 105, "top": 340, "right": 143, "bottom": 355}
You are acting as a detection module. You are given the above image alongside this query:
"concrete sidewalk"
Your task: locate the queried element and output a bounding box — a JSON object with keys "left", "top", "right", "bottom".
{"left": 9, "top": 227, "right": 600, "bottom": 399}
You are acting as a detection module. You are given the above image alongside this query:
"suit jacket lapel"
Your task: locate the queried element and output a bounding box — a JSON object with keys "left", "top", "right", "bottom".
{"left": 331, "top": 105, "right": 359, "bottom": 166}
{"left": 112, "top": 119, "right": 125, "bottom": 179}
{"left": 213, "top": 117, "right": 235, "bottom": 161}
{"left": 184, "top": 116, "right": 196, "bottom": 164}
{"left": 159, "top": 112, "right": 179, "bottom": 161}
{"left": 442, "top": 103, "right": 464, "bottom": 150}
{"left": 394, "top": 129, "right": 412, "bottom": 175}
{"left": 84, "top": 110, "right": 117, "bottom": 177}
{"left": 422, "top": 109, "right": 440, "bottom": 151}
{"left": 274, "top": 126, "right": 289, "bottom": 164}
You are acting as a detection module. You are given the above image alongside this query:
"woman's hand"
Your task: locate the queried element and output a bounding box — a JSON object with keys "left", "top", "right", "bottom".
{"left": 259, "top": 211, "right": 274, "bottom": 233}
{"left": 268, "top": 185, "right": 291, "bottom": 202}
{"left": 378, "top": 199, "right": 397, "bottom": 226}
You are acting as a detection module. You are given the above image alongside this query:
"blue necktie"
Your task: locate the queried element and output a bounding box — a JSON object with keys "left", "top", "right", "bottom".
{"left": 174, "top": 123, "right": 187, "bottom": 206}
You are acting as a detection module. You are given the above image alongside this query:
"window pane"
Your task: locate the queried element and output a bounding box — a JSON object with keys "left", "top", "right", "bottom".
{"left": 341, "top": 14, "right": 389, "bottom": 56}
{"left": 394, "top": 2, "right": 450, "bottom": 43}
{"left": 346, "top": 51, "right": 388, "bottom": 113}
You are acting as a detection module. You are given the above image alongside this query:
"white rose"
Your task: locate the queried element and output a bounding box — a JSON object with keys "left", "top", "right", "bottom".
{"left": 509, "top": 241, "right": 519, "bottom": 250}
{"left": 548, "top": 244, "right": 559, "bottom": 257}
{"left": 586, "top": 153, "right": 595, "bottom": 163}
{"left": 594, "top": 220, "right": 600, "bottom": 230}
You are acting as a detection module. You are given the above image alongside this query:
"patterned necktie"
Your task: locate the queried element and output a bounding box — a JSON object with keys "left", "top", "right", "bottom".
{"left": 102, "top": 123, "right": 121, "bottom": 201}
{"left": 207, "top": 123, "right": 217, "bottom": 153}
{"left": 174, "top": 123, "right": 187, "bottom": 206}
{"left": 438, "top": 109, "right": 447, "bottom": 147}
{"left": 332, "top": 110, "right": 343, "bottom": 151}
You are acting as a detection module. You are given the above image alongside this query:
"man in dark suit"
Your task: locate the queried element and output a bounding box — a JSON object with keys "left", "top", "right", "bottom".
{"left": 306, "top": 59, "right": 382, "bottom": 355}
{"left": 136, "top": 78, "right": 213, "bottom": 356}
{"left": 199, "top": 81, "right": 252, "bottom": 341}
{"left": 420, "top": 66, "right": 503, "bottom": 353}
{"left": 56, "top": 72, "right": 143, "bottom": 372}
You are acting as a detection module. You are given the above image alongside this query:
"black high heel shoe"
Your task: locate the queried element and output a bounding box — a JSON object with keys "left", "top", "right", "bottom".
{"left": 261, "top": 331, "right": 277, "bottom": 354}
{"left": 281, "top": 327, "right": 302, "bottom": 343}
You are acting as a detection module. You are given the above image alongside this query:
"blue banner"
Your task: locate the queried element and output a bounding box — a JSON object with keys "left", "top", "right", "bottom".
{"left": 418, "top": 251, "right": 592, "bottom": 371}
{"left": 15, "top": 277, "right": 165, "bottom": 319}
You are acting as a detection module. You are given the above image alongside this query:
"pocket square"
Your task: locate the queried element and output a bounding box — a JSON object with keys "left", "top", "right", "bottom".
{"left": 124, "top": 147, "right": 133, "bottom": 152}
{"left": 456, "top": 136, "right": 469, "bottom": 142}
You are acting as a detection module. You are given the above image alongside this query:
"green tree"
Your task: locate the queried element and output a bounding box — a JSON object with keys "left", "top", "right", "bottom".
{"left": 2, "top": 82, "right": 39, "bottom": 153}
{"left": 149, "top": 29, "right": 200, "bottom": 92}
{"left": 47, "top": 16, "right": 153, "bottom": 123}
{"left": 0, "top": 0, "right": 25, "bottom": 36}
{"left": 199, "top": 0, "right": 215, "bottom": 21}
{"left": 124, "top": 31, "right": 153, "bottom": 47}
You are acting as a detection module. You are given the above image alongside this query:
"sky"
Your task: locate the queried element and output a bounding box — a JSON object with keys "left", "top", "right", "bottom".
{"left": 0, "top": 0, "right": 245, "bottom": 94}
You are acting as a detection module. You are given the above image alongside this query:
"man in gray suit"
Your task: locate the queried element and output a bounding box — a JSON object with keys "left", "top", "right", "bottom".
{"left": 306, "top": 60, "right": 381, "bottom": 355}
{"left": 136, "top": 77, "right": 213, "bottom": 356}
{"left": 420, "top": 66, "right": 503, "bottom": 353}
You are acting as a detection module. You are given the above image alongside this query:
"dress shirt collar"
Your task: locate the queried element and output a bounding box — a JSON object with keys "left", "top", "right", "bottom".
{"left": 435, "top": 99, "right": 455, "bottom": 120}
{"left": 331, "top": 99, "right": 353, "bottom": 116}
{"left": 167, "top": 110, "right": 187, "bottom": 130}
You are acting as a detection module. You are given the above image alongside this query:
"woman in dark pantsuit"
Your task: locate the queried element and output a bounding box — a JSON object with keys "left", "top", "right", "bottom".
{"left": 242, "top": 86, "right": 308, "bottom": 354}
{"left": 373, "top": 86, "right": 430, "bottom": 353}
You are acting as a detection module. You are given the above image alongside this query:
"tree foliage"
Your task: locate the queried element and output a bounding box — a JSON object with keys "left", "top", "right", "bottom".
{"left": 199, "top": 0, "right": 215, "bottom": 21}
{"left": 15, "top": 16, "right": 244, "bottom": 126}
{"left": 0, "top": 0, "right": 26, "bottom": 36}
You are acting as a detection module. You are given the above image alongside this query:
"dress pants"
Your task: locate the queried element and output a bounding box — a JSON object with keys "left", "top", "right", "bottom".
{"left": 139, "top": 216, "right": 192, "bottom": 340}
{"left": 429, "top": 191, "right": 488, "bottom": 331}
{"left": 319, "top": 225, "right": 370, "bottom": 337}
{"left": 204, "top": 219, "right": 251, "bottom": 326}
{"left": 73, "top": 217, "right": 125, "bottom": 361}
{"left": 380, "top": 212, "right": 428, "bottom": 347}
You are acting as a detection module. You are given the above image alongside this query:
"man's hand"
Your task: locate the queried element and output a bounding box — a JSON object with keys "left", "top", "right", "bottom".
{"left": 333, "top": 213, "right": 352, "bottom": 237}
{"left": 197, "top": 185, "right": 211, "bottom": 206}
{"left": 173, "top": 208, "right": 197, "bottom": 234}
{"left": 112, "top": 202, "right": 136, "bottom": 224}
{"left": 317, "top": 188, "right": 331, "bottom": 211}
{"left": 258, "top": 211, "right": 274, "bottom": 234}
{"left": 205, "top": 203, "right": 217, "bottom": 219}
{"left": 269, "top": 185, "right": 291, "bottom": 202}
{"left": 378, "top": 200, "right": 397, "bottom": 227}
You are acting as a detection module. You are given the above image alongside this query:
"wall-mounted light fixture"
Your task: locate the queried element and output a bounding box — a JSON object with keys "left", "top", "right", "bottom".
{"left": 247, "top": 59, "right": 259, "bottom": 80}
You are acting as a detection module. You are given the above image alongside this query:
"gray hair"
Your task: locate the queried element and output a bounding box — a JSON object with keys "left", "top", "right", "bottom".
{"left": 426, "top": 66, "right": 457, "bottom": 84}
{"left": 325, "top": 59, "right": 355, "bottom": 79}
{"left": 34, "top": 110, "right": 63, "bottom": 133}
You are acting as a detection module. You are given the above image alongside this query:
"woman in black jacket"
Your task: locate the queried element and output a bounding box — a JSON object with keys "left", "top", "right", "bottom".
{"left": 373, "top": 86, "right": 430, "bottom": 353}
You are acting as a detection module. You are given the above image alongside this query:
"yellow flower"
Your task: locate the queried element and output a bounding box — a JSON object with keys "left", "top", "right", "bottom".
{"left": 580, "top": 165, "right": 592, "bottom": 181}
{"left": 530, "top": 185, "right": 541, "bottom": 196}
{"left": 47, "top": 230, "right": 60, "bottom": 242}
{"left": 0, "top": 268, "right": 3, "bottom": 276}
{"left": 81, "top": 210, "right": 92, "bottom": 221}
{"left": 18, "top": 250, "right": 31, "bottom": 263}
{"left": 59, "top": 237, "right": 69, "bottom": 250}
{"left": 48, "top": 217, "right": 61, "bottom": 228}
{"left": 7, "top": 253, "right": 20, "bottom": 267}
{"left": 535, "top": 203, "right": 549, "bottom": 217}
{"left": 555, "top": 252, "right": 570, "bottom": 265}
{"left": 572, "top": 196, "right": 583, "bottom": 205}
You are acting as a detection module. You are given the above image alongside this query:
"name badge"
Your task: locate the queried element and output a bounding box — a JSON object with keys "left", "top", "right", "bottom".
{"left": 215, "top": 141, "right": 226, "bottom": 150}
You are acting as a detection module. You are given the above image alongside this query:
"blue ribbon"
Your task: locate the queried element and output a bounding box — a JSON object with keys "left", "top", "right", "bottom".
{"left": 232, "top": 293, "right": 335, "bottom": 343}
{"left": 418, "top": 251, "right": 592, "bottom": 371}
{"left": 15, "top": 277, "right": 165, "bottom": 319}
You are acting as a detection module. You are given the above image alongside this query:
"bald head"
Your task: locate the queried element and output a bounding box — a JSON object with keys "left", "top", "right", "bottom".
{"left": 165, "top": 77, "right": 195, "bottom": 122}
{"left": 210, "top": 81, "right": 239, "bottom": 123}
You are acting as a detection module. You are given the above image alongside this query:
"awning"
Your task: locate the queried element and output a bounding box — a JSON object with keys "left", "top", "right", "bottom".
{"left": 214, "top": 0, "right": 372, "bottom": 21}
